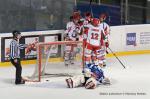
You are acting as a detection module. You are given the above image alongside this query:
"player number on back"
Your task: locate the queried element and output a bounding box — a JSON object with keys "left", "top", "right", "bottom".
{"left": 91, "top": 33, "right": 99, "bottom": 40}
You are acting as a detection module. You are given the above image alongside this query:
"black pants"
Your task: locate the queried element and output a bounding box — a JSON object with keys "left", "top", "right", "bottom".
{"left": 10, "top": 58, "right": 22, "bottom": 84}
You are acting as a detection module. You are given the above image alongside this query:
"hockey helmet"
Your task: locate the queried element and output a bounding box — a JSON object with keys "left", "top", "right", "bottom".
{"left": 92, "top": 18, "right": 100, "bottom": 26}
{"left": 72, "top": 10, "right": 81, "bottom": 21}
{"left": 84, "top": 12, "right": 92, "bottom": 21}
{"left": 84, "top": 12, "right": 92, "bottom": 17}
{"left": 99, "top": 13, "right": 107, "bottom": 21}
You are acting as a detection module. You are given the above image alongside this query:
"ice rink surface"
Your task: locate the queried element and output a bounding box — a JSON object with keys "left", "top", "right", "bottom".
{"left": 0, "top": 54, "right": 150, "bottom": 99}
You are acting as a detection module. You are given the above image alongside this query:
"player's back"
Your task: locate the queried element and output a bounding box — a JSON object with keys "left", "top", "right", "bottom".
{"left": 86, "top": 24, "right": 102, "bottom": 46}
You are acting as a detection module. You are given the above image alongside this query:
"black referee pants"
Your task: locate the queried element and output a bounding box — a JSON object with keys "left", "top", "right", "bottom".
{"left": 10, "top": 58, "right": 22, "bottom": 84}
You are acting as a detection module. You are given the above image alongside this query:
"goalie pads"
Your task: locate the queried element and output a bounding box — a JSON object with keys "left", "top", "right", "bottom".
{"left": 66, "top": 78, "right": 73, "bottom": 88}
{"left": 66, "top": 75, "right": 85, "bottom": 88}
{"left": 85, "top": 77, "right": 97, "bottom": 89}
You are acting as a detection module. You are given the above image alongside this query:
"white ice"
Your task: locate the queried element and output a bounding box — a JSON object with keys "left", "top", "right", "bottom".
{"left": 0, "top": 54, "right": 150, "bottom": 99}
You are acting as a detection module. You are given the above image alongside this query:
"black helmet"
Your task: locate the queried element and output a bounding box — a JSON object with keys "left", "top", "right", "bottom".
{"left": 12, "top": 30, "right": 21, "bottom": 38}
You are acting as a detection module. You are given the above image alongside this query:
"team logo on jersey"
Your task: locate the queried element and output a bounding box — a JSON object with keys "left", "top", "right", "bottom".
{"left": 126, "top": 33, "right": 136, "bottom": 46}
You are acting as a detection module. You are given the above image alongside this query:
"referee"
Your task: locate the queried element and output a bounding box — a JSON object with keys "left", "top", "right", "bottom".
{"left": 10, "top": 30, "right": 27, "bottom": 84}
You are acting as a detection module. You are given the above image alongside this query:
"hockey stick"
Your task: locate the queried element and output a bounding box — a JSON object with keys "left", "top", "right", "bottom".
{"left": 108, "top": 47, "right": 126, "bottom": 69}
{"left": 89, "top": 0, "right": 94, "bottom": 17}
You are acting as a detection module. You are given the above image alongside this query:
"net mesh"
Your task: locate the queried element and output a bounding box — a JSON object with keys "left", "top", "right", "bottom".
{"left": 31, "top": 41, "right": 84, "bottom": 81}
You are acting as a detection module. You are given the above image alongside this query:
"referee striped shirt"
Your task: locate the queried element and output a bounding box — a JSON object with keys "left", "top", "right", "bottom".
{"left": 10, "top": 39, "right": 26, "bottom": 59}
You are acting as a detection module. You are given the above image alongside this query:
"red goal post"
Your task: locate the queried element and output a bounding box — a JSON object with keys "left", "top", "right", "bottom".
{"left": 35, "top": 41, "right": 84, "bottom": 82}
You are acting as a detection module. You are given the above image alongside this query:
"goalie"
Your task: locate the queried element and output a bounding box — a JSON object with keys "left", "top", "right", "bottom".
{"left": 65, "top": 63, "right": 110, "bottom": 89}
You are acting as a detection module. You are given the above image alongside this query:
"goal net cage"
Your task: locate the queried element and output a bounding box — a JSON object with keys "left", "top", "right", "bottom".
{"left": 30, "top": 41, "right": 84, "bottom": 82}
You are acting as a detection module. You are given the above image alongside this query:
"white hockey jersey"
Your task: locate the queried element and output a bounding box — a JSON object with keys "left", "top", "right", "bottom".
{"left": 65, "top": 21, "right": 80, "bottom": 41}
{"left": 85, "top": 24, "right": 104, "bottom": 46}
{"left": 83, "top": 19, "right": 89, "bottom": 26}
{"left": 82, "top": 18, "right": 91, "bottom": 28}
{"left": 99, "top": 22, "right": 110, "bottom": 36}
{"left": 99, "top": 22, "right": 110, "bottom": 42}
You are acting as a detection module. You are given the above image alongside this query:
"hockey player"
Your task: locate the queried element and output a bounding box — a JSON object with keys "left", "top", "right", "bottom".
{"left": 99, "top": 13, "right": 110, "bottom": 36}
{"left": 83, "top": 18, "right": 105, "bottom": 67}
{"left": 79, "top": 12, "right": 92, "bottom": 34}
{"left": 64, "top": 15, "right": 81, "bottom": 66}
{"left": 83, "top": 12, "right": 92, "bottom": 26}
{"left": 98, "top": 13, "right": 110, "bottom": 67}
{"left": 66, "top": 63, "right": 110, "bottom": 89}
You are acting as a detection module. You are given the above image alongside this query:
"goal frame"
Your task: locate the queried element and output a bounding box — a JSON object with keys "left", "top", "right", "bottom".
{"left": 37, "top": 41, "right": 84, "bottom": 82}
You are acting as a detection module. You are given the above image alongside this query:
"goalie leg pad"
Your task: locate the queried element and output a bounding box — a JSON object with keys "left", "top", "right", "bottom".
{"left": 66, "top": 78, "right": 73, "bottom": 88}
{"left": 85, "top": 77, "right": 97, "bottom": 89}
{"left": 66, "top": 75, "right": 85, "bottom": 88}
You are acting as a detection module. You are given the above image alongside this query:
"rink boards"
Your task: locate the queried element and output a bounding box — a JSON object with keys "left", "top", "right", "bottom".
{"left": 1, "top": 24, "right": 150, "bottom": 66}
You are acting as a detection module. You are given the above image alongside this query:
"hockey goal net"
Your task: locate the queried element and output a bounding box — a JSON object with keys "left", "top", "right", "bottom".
{"left": 31, "top": 41, "right": 84, "bottom": 81}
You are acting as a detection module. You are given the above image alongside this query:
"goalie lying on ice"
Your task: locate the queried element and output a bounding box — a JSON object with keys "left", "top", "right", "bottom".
{"left": 65, "top": 63, "right": 110, "bottom": 89}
